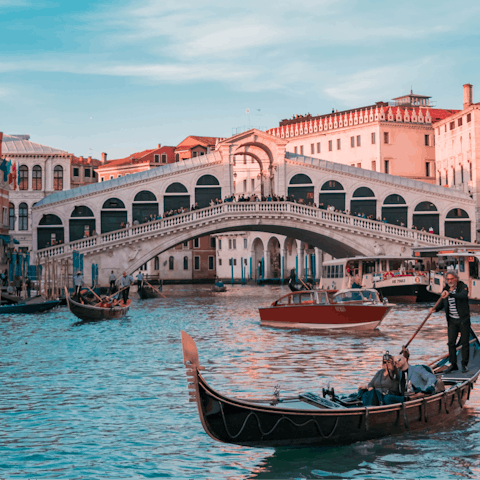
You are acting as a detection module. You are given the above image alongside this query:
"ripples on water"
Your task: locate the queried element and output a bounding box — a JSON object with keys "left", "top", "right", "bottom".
{"left": 1, "top": 285, "right": 480, "bottom": 479}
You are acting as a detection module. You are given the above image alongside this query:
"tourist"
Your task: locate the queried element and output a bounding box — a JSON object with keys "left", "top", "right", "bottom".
{"left": 109, "top": 271, "right": 116, "bottom": 294}
{"left": 351, "top": 275, "right": 362, "bottom": 288}
{"left": 429, "top": 270, "right": 470, "bottom": 373}
{"left": 429, "top": 226, "right": 434, "bottom": 234}
{"left": 395, "top": 351, "right": 444, "bottom": 395}
{"left": 358, "top": 352, "right": 403, "bottom": 406}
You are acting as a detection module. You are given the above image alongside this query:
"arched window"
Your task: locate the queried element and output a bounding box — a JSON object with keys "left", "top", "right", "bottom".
{"left": 166, "top": 183, "right": 188, "bottom": 193}
{"left": 195, "top": 176, "right": 221, "bottom": 208}
{"left": 18, "top": 203, "right": 28, "bottom": 231}
{"left": 445, "top": 209, "right": 471, "bottom": 241}
{"left": 134, "top": 191, "right": 157, "bottom": 202}
{"left": 288, "top": 174, "right": 314, "bottom": 204}
{"left": 133, "top": 191, "right": 159, "bottom": 223}
{"left": 321, "top": 180, "right": 344, "bottom": 191}
{"left": 383, "top": 194, "right": 406, "bottom": 205}
{"left": 353, "top": 187, "right": 375, "bottom": 197}
{"left": 382, "top": 194, "right": 407, "bottom": 226}
{"left": 169, "top": 256, "right": 174, "bottom": 270}
{"left": 32, "top": 165, "right": 42, "bottom": 190}
{"left": 446, "top": 208, "right": 469, "bottom": 218}
{"left": 71, "top": 206, "right": 94, "bottom": 217}
{"left": 37, "top": 214, "right": 64, "bottom": 249}
{"left": 19, "top": 165, "right": 28, "bottom": 190}
{"left": 9, "top": 202, "right": 15, "bottom": 231}
{"left": 289, "top": 174, "right": 312, "bottom": 184}
{"left": 415, "top": 202, "right": 437, "bottom": 212}
{"left": 154, "top": 256, "right": 159, "bottom": 270}
{"left": 175, "top": 154, "right": 180, "bottom": 162}
{"left": 102, "top": 198, "right": 126, "bottom": 209}
{"left": 184, "top": 256, "right": 188, "bottom": 270}
{"left": 351, "top": 187, "right": 376, "bottom": 218}
{"left": 196, "top": 175, "right": 220, "bottom": 186}
{"left": 413, "top": 201, "right": 439, "bottom": 234}
{"left": 53, "top": 165, "right": 63, "bottom": 191}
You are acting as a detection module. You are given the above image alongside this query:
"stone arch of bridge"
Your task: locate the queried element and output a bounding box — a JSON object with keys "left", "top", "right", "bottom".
{"left": 234, "top": 151, "right": 267, "bottom": 196}
{"left": 123, "top": 221, "right": 372, "bottom": 277}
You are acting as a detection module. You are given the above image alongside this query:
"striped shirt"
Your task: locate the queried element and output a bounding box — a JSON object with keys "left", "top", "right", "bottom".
{"left": 448, "top": 290, "right": 460, "bottom": 319}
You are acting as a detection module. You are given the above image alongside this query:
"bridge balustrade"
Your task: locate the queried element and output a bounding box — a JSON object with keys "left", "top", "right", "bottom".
{"left": 35, "top": 201, "right": 466, "bottom": 259}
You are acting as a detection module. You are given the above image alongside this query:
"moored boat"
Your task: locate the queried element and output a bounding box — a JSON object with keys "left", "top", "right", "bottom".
{"left": 66, "top": 295, "right": 131, "bottom": 322}
{"left": 259, "top": 288, "right": 393, "bottom": 330}
{"left": 181, "top": 329, "right": 480, "bottom": 448}
{"left": 0, "top": 299, "right": 60, "bottom": 314}
{"left": 138, "top": 284, "right": 163, "bottom": 299}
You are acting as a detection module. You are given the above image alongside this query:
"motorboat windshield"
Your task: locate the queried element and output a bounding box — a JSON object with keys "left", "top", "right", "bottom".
{"left": 331, "top": 288, "right": 380, "bottom": 304}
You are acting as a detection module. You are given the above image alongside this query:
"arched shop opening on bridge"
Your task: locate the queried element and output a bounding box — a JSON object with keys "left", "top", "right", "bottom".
{"left": 288, "top": 174, "right": 313, "bottom": 203}
{"left": 445, "top": 208, "right": 471, "bottom": 241}
{"left": 413, "top": 202, "right": 439, "bottom": 234}
{"left": 70, "top": 206, "right": 95, "bottom": 241}
{"left": 38, "top": 214, "right": 64, "bottom": 249}
{"left": 101, "top": 198, "right": 127, "bottom": 233}
{"left": 319, "top": 180, "right": 345, "bottom": 211}
{"left": 195, "top": 175, "right": 221, "bottom": 208}
{"left": 382, "top": 194, "right": 407, "bottom": 226}
{"left": 133, "top": 191, "right": 159, "bottom": 223}
{"left": 351, "top": 187, "right": 376, "bottom": 217}
{"left": 164, "top": 183, "right": 190, "bottom": 212}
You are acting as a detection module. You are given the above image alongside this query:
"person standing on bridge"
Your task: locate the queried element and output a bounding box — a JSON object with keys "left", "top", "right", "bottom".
{"left": 120, "top": 271, "right": 133, "bottom": 304}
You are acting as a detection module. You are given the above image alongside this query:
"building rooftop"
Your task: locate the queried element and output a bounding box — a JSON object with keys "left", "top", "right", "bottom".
{"left": 2, "top": 134, "right": 70, "bottom": 155}
{"left": 175, "top": 136, "right": 220, "bottom": 150}
{"left": 96, "top": 146, "right": 175, "bottom": 170}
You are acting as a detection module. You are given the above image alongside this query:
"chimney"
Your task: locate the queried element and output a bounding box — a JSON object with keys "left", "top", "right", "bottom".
{"left": 88, "top": 156, "right": 92, "bottom": 162}
{"left": 158, "top": 144, "right": 161, "bottom": 149}
{"left": 101, "top": 152, "right": 107, "bottom": 164}
{"left": 0, "top": 132, "right": 3, "bottom": 157}
{"left": 463, "top": 83, "right": 473, "bottom": 110}
{"left": 79, "top": 156, "right": 84, "bottom": 162}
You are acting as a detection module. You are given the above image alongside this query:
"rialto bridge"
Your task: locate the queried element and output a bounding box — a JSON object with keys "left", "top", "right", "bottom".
{"left": 32, "top": 130, "right": 474, "bottom": 285}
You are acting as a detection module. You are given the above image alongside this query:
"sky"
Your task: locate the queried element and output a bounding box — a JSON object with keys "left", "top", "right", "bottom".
{"left": 0, "top": 0, "right": 478, "bottom": 160}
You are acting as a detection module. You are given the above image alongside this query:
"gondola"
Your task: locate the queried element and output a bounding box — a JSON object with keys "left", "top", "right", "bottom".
{"left": 0, "top": 299, "right": 60, "bottom": 314}
{"left": 181, "top": 330, "right": 480, "bottom": 447}
{"left": 138, "top": 284, "right": 163, "bottom": 299}
{"left": 66, "top": 294, "right": 131, "bottom": 322}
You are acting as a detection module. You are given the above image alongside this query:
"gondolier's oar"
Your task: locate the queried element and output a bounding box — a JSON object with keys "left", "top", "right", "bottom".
{"left": 400, "top": 295, "right": 443, "bottom": 354}
{"left": 298, "top": 276, "right": 311, "bottom": 290}
{"left": 145, "top": 280, "right": 166, "bottom": 299}
{"left": 105, "top": 284, "right": 130, "bottom": 301}
{"left": 85, "top": 285, "right": 103, "bottom": 303}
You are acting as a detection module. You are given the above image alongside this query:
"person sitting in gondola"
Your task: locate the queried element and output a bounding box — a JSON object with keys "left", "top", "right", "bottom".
{"left": 358, "top": 352, "right": 404, "bottom": 406}
{"left": 395, "top": 349, "right": 444, "bottom": 397}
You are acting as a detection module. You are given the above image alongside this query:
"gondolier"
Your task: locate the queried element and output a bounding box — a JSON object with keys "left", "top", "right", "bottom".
{"left": 136, "top": 271, "right": 144, "bottom": 288}
{"left": 120, "top": 271, "right": 133, "bottom": 304}
{"left": 429, "top": 270, "right": 471, "bottom": 373}
{"left": 74, "top": 271, "right": 84, "bottom": 299}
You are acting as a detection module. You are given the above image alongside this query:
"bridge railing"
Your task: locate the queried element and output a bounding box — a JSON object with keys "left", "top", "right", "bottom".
{"left": 36, "top": 201, "right": 466, "bottom": 259}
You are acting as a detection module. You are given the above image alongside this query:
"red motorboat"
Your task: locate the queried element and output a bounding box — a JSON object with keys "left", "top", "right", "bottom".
{"left": 259, "top": 288, "right": 394, "bottom": 330}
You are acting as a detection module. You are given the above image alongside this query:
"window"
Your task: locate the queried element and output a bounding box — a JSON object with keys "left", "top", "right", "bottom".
{"left": 210, "top": 237, "right": 216, "bottom": 248}
{"left": 53, "top": 166, "right": 63, "bottom": 190}
{"left": 218, "top": 239, "right": 222, "bottom": 250}
{"left": 383, "top": 132, "right": 389, "bottom": 144}
{"left": 73, "top": 167, "right": 79, "bottom": 177}
{"left": 244, "top": 238, "right": 247, "bottom": 249}
{"left": 194, "top": 238, "right": 199, "bottom": 248}
{"left": 450, "top": 121, "right": 455, "bottom": 131}
{"left": 357, "top": 135, "right": 361, "bottom": 147}
{"left": 350, "top": 136, "right": 355, "bottom": 148}
{"left": 32, "top": 165, "right": 42, "bottom": 190}
{"left": 424, "top": 135, "right": 429, "bottom": 146}
{"left": 110, "top": 175, "right": 114, "bottom": 180}
{"left": 219, "top": 259, "right": 222, "bottom": 266}
{"left": 357, "top": 163, "right": 361, "bottom": 168}
{"left": 169, "top": 256, "right": 174, "bottom": 270}
{"left": 175, "top": 154, "right": 179, "bottom": 162}
{"left": 183, "top": 256, "right": 188, "bottom": 270}
{"left": 371, "top": 132, "right": 376, "bottom": 144}
{"left": 452, "top": 168, "right": 456, "bottom": 186}
{"left": 229, "top": 259, "right": 237, "bottom": 266}
{"left": 229, "top": 239, "right": 232, "bottom": 249}
{"left": 426, "top": 162, "right": 430, "bottom": 177}
{"left": 161, "top": 154, "right": 167, "bottom": 163}
{"left": 438, "top": 171, "right": 442, "bottom": 185}
{"left": 101, "top": 177, "right": 104, "bottom": 182}
{"left": 154, "top": 256, "right": 159, "bottom": 270}
{"left": 458, "top": 117, "right": 463, "bottom": 127}
{"left": 117, "top": 175, "right": 121, "bottom": 178}
{"left": 311, "top": 144, "right": 315, "bottom": 154}
{"left": 243, "top": 179, "right": 247, "bottom": 192}
{"left": 371, "top": 161, "right": 376, "bottom": 171}
{"left": 194, "top": 256, "right": 200, "bottom": 270}
{"left": 9, "top": 203, "right": 15, "bottom": 230}
{"left": 294, "top": 147, "right": 298, "bottom": 154}
{"left": 461, "top": 165, "right": 464, "bottom": 183}
{"left": 328, "top": 140, "right": 333, "bottom": 151}
{"left": 317, "top": 142, "right": 321, "bottom": 153}
{"left": 208, "top": 256, "right": 214, "bottom": 270}
{"left": 467, "top": 113, "right": 472, "bottom": 123}
{"left": 19, "top": 165, "right": 28, "bottom": 190}
{"left": 233, "top": 239, "right": 236, "bottom": 249}
{"left": 337, "top": 139, "right": 341, "bottom": 150}
{"left": 2, "top": 207, "right": 7, "bottom": 227}
{"left": 251, "top": 179, "right": 255, "bottom": 190}
{"left": 154, "top": 154, "right": 160, "bottom": 163}
{"left": 384, "top": 160, "right": 390, "bottom": 174}
{"left": 18, "top": 203, "right": 28, "bottom": 231}
{"left": 300, "top": 145, "right": 304, "bottom": 155}
{"left": 444, "top": 125, "right": 447, "bottom": 132}
{"left": 183, "top": 241, "right": 189, "bottom": 248}
{"left": 85, "top": 168, "right": 91, "bottom": 177}
{"left": 470, "top": 162, "right": 473, "bottom": 181}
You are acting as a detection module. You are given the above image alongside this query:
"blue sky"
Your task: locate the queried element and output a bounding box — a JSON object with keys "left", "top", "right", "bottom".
{"left": 0, "top": 0, "right": 478, "bottom": 159}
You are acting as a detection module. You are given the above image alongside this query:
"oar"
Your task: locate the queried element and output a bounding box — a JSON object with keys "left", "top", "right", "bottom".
{"left": 85, "top": 285, "right": 103, "bottom": 303}
{"left": 105, "top": 284, "right": 130, "bottom": 301}
{"left": 401, "top": 295, "right": 443, "bottom": 354}
{"left": 298, "top": 276, "right": 311, "bottom": 291}
{"left": 64, "top": 286, "right": 70, "bottom": 307}
{"left": 145, "top": 280, "right": 166, "bottom": 298}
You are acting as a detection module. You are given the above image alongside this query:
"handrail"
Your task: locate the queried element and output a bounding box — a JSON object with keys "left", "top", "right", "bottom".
{"left": 35, "top": 201, "right": 467, "bottom": 259}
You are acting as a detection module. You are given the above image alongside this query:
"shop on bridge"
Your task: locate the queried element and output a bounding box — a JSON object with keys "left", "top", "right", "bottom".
{"left": 318, "top": 180, "right": 345, "bottom": 211}
{"left": 164, "top": 183, "right": 190, "bottom": 213}
{"left": 288, "top": 174, "right": 314, "bottom": 203}
{"left": 70, "top": 206, "right": 96, "bottom": 241}
{"left": 101, "top": 198, "right": 127, "bottom": 233}
{"left": 132, "top": 191, "right": 159, "bottom": 223}
{"left": 38, "top": 214, "right": 64, "bottom": 249}
{"left": 195, "top": 175, "right": 221, "bottom": 208}
{"left": 350, "top": 187, "right": 376, "bottom": 218}
{"left": 381, "top": 194, "right": 407, "bottom": 226}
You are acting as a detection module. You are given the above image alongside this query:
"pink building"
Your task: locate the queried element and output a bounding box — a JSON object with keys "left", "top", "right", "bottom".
{"left": 266, "top": 92, "right": 457, "bottom": 184}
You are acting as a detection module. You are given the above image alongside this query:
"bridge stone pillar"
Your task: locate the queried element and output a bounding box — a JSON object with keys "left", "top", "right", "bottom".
{"left": 280, "top": 247, "right": 287, "bottom": 283}
{"left": 264, "top": 247, "right": 271, "bottom": 279}
{"left": 298, "top": 241, "right": 305, "bottom": 278}
{"left": 315, "top": 248, "right": 322, "bottom": 285}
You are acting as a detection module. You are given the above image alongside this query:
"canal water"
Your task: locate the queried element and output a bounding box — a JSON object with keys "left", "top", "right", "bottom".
{"left": 1, "top": 285, "right": 480, "bottom": 479}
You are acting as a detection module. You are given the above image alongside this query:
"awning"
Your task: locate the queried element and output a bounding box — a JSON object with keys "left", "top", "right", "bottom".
{"left": 0, "top": 235, "right": 20, "bottom": 244}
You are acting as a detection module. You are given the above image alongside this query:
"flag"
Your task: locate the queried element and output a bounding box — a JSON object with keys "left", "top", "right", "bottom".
{"left": 8, "top": 162, "right": 16, "bottom": 190}
{"left": 0, "top": 159, "right": 11, "bottom": 182}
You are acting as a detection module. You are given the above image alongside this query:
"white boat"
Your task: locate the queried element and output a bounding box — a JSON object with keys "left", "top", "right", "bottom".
{"left": 320, "top": 255, "right": 436, "bottom": 303}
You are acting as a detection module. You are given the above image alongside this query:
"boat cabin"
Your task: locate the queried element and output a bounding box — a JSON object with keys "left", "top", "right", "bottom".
{"left": 331, "top": 289, "right": 381, "bottom": 304}
{"left": 272, "top": 290, "right": 329, "bottom": 306}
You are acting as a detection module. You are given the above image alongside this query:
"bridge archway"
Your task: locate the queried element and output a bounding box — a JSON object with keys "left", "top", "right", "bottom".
{"left": 319, "top": 180, "right": 345, "bottom": 211}
{"left": 195, "top": 175, "right": 221, "bottom": 208}
{"left": 382, "top": 194, "right": 407, "bottom": 226}
{"left": 251, "top": 237, "right": 265, "bottom": 280}
{"left": 266, "top": 236, "right": 281, "bottom": 278}
{"left": 351, "top": 187, "right": 376, "bottom": 218}
{"left": 133, "top": 190, "right": 158, "bottom": 223}
{"left": 445, "top": 208, "right": 471, "bottom": 241}
{"left": 164, "top": 182, "right": 190, "bottom": 212}
{"left": 288, "top": 174, "right": 314, "bottom": 204}
{"left": 70, "top": 206, "right": 95, "bottom": 242}
{"left": 101, "top": 198, "right": 127, "bottom": 233}
{"left": 413, "top": 201, "right": 439, "bottom": 234}
{"left": 38, "top": 214, "right": 64, "bottom": 249}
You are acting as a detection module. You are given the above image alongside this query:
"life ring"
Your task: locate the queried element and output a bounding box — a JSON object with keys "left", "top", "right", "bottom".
{"left": 384, "top": 272, "right": 393, "bottom": 280}
{"left": 414, "top": 277, "right": 421, "bottom": 283}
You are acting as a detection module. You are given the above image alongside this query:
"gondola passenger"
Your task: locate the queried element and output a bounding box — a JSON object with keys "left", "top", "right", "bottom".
{"left": 359, "top": 352, "right": 404, "bottom": 406}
